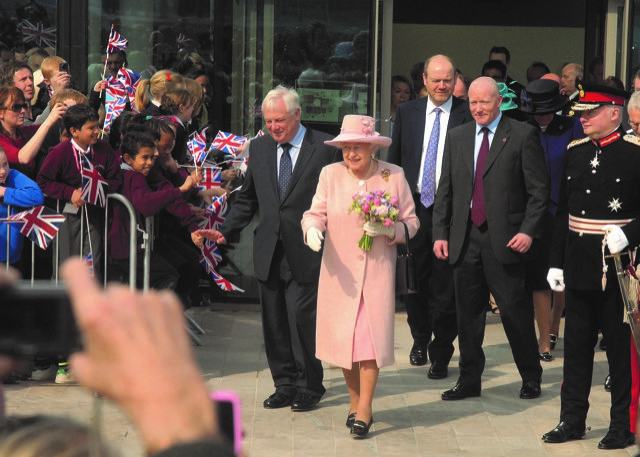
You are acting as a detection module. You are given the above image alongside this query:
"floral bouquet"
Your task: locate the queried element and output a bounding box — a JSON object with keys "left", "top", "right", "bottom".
{"left": 348, "top": 189, "right": 400, "bottom": 251}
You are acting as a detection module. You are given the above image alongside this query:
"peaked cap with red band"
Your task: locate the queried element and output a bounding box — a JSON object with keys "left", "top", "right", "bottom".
{"left": 571, "top": 79, "right": 629, "bottom": 113}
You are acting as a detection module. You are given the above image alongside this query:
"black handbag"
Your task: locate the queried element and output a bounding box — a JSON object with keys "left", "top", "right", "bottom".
{"left": 396, "top": 221, "right": 417, "bottom": 295}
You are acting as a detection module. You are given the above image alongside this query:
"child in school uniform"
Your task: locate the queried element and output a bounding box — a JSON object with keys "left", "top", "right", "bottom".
{"left": 160, "top": 88, "right": 194, "bottom": 165}
{"left": 36, "top": 104, "right": 122, "bottom": 282}
{"left": 0, "top": 146, "right": 44, "bottom": 266}
{"left": 109, "top": 127, "right": 198, "bottom": 292}
{"left": 138, "top": 116, "right": 208, "bottom": 307}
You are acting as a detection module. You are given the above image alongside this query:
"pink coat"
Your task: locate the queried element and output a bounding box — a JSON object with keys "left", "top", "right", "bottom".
{"left": 301, "top": 161, "right": 419, "bottom": 369}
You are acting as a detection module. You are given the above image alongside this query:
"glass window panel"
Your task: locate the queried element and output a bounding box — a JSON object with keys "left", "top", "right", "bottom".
{"left": 0, "top": 0, "right": 57, "bottom": 64}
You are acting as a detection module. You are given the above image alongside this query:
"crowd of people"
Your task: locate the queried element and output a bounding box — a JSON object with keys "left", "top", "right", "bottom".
{"left": 389, "top": 48, "right": 640, "bottom": 451}
{"left": 0, "top": 45, "right": 241, "bottom": 385}
{"left": 1, "top": 37, "right": 640, "bottom": 455}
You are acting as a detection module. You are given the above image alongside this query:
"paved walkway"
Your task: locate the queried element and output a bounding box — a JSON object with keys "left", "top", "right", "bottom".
{"left": 3, "top": 304, "right": 639, "bottom": 457}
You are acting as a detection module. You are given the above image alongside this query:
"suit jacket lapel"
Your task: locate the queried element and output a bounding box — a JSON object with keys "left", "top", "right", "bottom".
{"left": 264, "top": 138, "right": 280, "bottom": 201}
{"left": 484, "top": 116, "right": 510, "bottom": 175}
{"left": 411, "top": 99, "right": 428, "bottom": 165}
{"left": 462, "top": 123, "right": 476, "bottom": 191}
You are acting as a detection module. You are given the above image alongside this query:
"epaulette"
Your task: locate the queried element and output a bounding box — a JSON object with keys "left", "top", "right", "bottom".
{"left": 623, "top": 133, "right": 640, "bottom": 147}
{"left": 567, "top": 136, "right": 590, "bottom": 149}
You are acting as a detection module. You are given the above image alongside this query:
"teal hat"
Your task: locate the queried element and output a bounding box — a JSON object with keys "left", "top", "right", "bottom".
{"left": 498, "top": 82, "right": 518, "bottom": 111}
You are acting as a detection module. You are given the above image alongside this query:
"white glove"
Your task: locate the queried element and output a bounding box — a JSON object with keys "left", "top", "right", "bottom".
{"left": 363, "top": 221, "right": 395, "bottom": 239}
{"left": 306, "top": 227, "right": 324, "bottom": 252}
{"left": 547, "top": 268, "right": 565, "bottom": 292}
{"left": 603, "top": 224, "right": 629, "bottom": 254}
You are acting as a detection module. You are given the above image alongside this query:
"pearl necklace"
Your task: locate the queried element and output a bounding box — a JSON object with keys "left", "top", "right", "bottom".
{"left": 348, "top": 158, "right": 377, "bottom": 187}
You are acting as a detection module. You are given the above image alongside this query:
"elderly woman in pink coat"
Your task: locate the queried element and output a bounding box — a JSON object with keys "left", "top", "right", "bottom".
{"left": 301, "top": 115, "right": 418, "bottom": 438}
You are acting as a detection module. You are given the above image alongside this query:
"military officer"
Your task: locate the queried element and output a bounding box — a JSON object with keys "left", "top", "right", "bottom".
{"left": 542, "top": 81, "right": 640, "bottom": 450}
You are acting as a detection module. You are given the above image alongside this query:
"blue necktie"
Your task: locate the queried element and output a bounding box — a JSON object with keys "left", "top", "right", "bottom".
{"left": 278, "top": 143, "right": 292, "bottom": 201}
{"left": 420, "top": 107, "right": 441, "bottom": 208}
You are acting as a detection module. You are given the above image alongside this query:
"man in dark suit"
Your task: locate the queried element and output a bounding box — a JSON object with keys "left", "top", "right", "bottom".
{"left": 433, "top": 76, "right": 548, "bottom": 400}
{"left": 388, "top": 54, "right": 473, "bottom": 379}
{"left": 206, "top": 86, "right": 340, "bottom": 411}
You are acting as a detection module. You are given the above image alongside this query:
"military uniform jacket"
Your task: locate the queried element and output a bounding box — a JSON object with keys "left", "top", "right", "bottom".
{"left": 550, "top": 127, "right": 640, "bottom": 289}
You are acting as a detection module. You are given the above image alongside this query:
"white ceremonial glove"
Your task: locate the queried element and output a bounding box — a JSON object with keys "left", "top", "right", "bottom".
{"left": 363, "top": 221, "right": 395, "bottom": 239}
{"left": 306, "top": 227, "right": 324, "bottom": 252}
{"left": 603, "top": 224, "right": 629, "bottom": 254}
{"left": 547, "top": 268, "right": 565, "bottom": 292}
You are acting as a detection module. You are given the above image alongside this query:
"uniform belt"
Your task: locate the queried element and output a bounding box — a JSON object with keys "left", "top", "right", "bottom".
{"left": 568, "top": 214, "right": 634, "bottom": 235}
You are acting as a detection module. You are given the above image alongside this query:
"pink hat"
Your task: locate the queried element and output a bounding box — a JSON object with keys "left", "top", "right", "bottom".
{"left": 325, "top": 115, "right": 391, "bottom": 147}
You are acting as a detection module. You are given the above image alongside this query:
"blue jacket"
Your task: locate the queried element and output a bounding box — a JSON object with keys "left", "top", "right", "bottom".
{"left": 1, "top": 169, "right": 44, "bottom": 263}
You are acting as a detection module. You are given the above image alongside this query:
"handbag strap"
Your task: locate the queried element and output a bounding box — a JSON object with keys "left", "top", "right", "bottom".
{"left": 400, "top": 221, "right": 411, "bottom": 254}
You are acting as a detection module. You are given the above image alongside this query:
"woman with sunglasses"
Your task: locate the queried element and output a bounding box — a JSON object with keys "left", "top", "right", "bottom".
{"left": 0, "top": 86, "right": 66, "bottom": 179}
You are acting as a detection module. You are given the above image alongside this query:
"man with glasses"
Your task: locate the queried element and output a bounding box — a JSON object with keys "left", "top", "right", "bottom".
{"left": 543, "top": 82, "right": 639, "bottom": 450}
{"left": 628, "top": 90, "right": 640, "bottom": 136}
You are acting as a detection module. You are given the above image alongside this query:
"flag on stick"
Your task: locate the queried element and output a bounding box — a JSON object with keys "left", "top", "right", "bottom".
{"left": 0, "top": 206, "right": 65, "bottom": 250}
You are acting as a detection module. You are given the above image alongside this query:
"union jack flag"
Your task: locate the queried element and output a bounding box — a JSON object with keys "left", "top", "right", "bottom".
{"left": 187, "top": 127, "right": 208, "bottom": 166}
{"left": 198, "top": 166, "right": 222, "bottom": 191}
{"left": 80, "top": 154, "right": 108, "bottom": 207}
{"left": 103, "top": 89, "right": 127, "bottom": 133}
{"left": 199, "top": 240, "right": 222, "bottom": 273}
{"left": 107, "top": 27, "right": 128, "bottom": 52}
{"left": 198, "top": 195, "right": 227, "bottom": 231}
{"left": 210, "top": 269, "right": 244, "bottom": 292}
{"left": 83, "top": 253, "right": 94, "bottom": 276}
{"left": 176, "top": 33, "right": 190, "bottom": 46}
{"left": 21, "top": 20, "right": 56, "bottom": 48}
{"left": 211, "top": 131, "right": 247, "bottom": 155}
{"left": 107, "top": 68, "right": 141, "bottom": 113}
{"left": 254, "top": 130, "right": 264, "bottom": 138}
{"left": 1, "top": 206, "right": 65, "bottom": 250}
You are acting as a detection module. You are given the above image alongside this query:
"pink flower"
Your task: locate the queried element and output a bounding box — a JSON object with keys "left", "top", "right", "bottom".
{"left": 362, "top": 203, "right": 370, "bottom": 213}
{"left": 373, "top": 197, "right": 381, "bottom": 206}
{"left": 390, "top": 196, "right": 399, "bottom": 205}
{"left": 384, "top": 218, "right": 394, "bottom": 227}
{"left": 361, "top": 118, "right": 375, "bottom": 136}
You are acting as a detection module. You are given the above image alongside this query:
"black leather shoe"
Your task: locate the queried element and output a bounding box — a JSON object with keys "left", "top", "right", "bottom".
{"left": 549, "top": 334, "right": 558, "bottom": 350}
{"left": 604, "top": 374, "right": 612, "bottom": 392}
{"left": 519, "top": 380, "right": 541, "bottom": 399}
{"left": 441, "top": 382, "right": 481, "bottom": 400}
{"left": 542, "top": 421, "right": 585, "bottom": 443}
{"left": 428, "top": 361, "right": 448, "bottom": 379}
{"left": 263, "top": 390, "right": 296, "bottom": 409}
{"left": 346, "top": 411, "right": 356, "bottom": 428}
{"left": 409, "top": 343, "right": 428, "bottom": 366}
{"left": 351, "top": 417, "right": 373, "bottom": 438}
{"left": 599, "top": 336, "right": 607, "bottom": 350}
{"left": 291, "top": 392, "right": 321, "bottom": 412}
{"left": 598, "top": 428, "right": 635, "bottom": 449}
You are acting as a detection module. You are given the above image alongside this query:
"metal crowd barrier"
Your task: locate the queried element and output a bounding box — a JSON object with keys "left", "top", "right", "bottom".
{"left": 4, "top": 195, "right": 205, "bottom": 345}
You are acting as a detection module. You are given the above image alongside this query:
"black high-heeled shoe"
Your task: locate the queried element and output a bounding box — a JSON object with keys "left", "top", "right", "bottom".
{"left": 351, "top": 417, "right": 374, "bottom": 438}
{"left": 346, "top": 411, "right": 356, "bottom": 428}
{"left": 538, "top": 351, "right": 552, "bottom": 362}
{"left": 549, "top": 334, "right": 558, "bottom": 350}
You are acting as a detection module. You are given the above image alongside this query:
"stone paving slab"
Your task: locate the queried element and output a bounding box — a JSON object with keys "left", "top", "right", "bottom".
{"left": 3, "top": 305, "right": 638, "bottom": 457}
